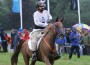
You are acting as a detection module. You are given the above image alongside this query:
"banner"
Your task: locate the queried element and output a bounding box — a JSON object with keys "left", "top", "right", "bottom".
{"left": 12, "top": 0, "right": 20, "bottom": 13}
{"left": 70, "top": 0, "right": 78, "bottom": 10}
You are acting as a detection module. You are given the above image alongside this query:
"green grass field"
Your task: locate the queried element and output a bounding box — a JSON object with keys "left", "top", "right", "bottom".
{"left": 0, "top": 52, "right": 90, "bottom": 65}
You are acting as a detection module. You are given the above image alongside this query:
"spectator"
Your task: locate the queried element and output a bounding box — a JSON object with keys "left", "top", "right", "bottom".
{"left": 55, "top": 34, "right": 67, "bottom": 56}
{"left": 11, "top": 29, "right": 21, "bottom": 52}
{"left": 82, "top": 29, "right": 90, "bottom": 55}
{"left": 23, "top": 29, "right": 30, "bottom": 41}
{"left": 69, "top": 27, "right": 80, "bottom": 59}
{"left": 18, "top": 28, "right": 23, "bottom": 39}
{"left": 65, "top": 29, "right": 70, "bottom": 44}
{"left": 79, "top": 31, "right": 85, "bottom": 55}
{"left": 4, "top": 33, "right": 12, "bottom": 52}
{"left": 0, "top": 28, "right": 7, "bottom": 52}
{"left": 65, "top": 29, "right": 71, "bottom": 54}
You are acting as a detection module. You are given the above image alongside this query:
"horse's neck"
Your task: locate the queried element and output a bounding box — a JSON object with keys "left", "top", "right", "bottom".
{"left": 45, "top": 30, "right": 56, "bottom": 44}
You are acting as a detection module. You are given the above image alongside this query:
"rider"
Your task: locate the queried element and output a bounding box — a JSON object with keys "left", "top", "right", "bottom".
{"left": 30, "top": 1, "right": 52, "bottom": 61}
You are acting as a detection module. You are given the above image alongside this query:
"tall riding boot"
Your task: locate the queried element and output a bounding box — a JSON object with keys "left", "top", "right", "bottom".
{"left": 31, "top": 51, "right": 37, "bottom": 62}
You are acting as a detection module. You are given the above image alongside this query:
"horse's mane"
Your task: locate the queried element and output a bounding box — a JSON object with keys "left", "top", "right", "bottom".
{"left": 46, "top": 23, "right": 53, "bottom": 29}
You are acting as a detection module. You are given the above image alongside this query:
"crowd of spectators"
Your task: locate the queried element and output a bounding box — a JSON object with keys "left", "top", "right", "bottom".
{"left": 0, "top": 27, "right": 90, "bottom": 59}
{"left": 55, "top": 27, "right": 90, "bottom": 59}
{"left": 0, "top": 28, "right": 30, "bottom": 53}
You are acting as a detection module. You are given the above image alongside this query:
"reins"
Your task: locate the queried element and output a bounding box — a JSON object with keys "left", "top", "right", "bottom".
{"left": 42, "top": 24, "right": 56, "bottom": 53}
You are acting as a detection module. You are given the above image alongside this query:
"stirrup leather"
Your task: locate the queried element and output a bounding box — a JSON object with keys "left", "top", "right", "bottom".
{"left": 32, "top": 52, "right": 37, "bottom": 61}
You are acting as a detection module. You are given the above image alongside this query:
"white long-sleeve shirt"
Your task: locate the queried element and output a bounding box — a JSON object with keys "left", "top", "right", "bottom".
{"left": 33, "top": 10, "right": 52, "bottom": 27}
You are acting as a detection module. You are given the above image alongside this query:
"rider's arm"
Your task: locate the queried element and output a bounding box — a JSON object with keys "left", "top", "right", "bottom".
{"left": 48, "top": 13, "right": 52, "bottom": 21}
{"left": 45, "top": 10, "right": 52, "bottom": 23}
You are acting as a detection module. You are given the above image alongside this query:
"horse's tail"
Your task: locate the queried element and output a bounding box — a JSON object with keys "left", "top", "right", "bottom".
{"left": 11, "top": 39, "right": 25, "bottom": 65}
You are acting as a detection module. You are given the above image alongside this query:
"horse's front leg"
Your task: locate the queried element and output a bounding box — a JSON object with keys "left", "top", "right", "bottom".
{"left": 49, "top": 58, "right": 54, "bottom": 65}
{"left": 30, "top": 60, "right": 36, "bottom": 65}
{"left": 43, "top": 56, "right": 52, "bottom": 65}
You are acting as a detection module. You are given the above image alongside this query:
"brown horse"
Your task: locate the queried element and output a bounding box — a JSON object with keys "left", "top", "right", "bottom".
{"left": 11, "top": 18, "right": 64, "bottom": 65}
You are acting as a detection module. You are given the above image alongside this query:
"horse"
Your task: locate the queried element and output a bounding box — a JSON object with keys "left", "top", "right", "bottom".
{"left": 11, "top": 18, "right": 64, "bottom": 65}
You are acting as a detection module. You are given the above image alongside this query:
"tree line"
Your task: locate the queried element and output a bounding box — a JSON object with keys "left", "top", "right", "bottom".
{"left": 0, "top": 0, "right": 90, "bottom": 30}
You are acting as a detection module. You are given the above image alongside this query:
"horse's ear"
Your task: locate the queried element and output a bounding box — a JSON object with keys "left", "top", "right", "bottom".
{"left": 60, "top": 18, "right": 64, "bottom": 22}
{"left": 56, "top": 17, "right": 59, "bottom": 22}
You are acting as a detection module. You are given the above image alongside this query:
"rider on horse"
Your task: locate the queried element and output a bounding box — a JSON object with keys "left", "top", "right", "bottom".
{"left": 30, "top": 1, "right": 52, "bottom": 62}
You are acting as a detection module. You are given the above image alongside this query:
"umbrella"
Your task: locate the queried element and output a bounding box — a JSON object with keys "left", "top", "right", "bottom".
{"left": 73, "top": 23, "right": 90, "bottom": 30}
{"left": 82, "top": 24, "right": 90, "bottom": 30}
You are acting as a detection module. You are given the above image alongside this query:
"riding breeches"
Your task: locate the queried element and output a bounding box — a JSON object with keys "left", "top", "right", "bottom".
{"left": 29, "top": 29, "right": 45, "bottom": 51}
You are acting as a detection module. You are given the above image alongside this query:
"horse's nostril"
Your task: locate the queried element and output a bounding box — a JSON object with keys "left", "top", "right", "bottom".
{"left": 41, "top": 32, "right": 44, "bottom": 34}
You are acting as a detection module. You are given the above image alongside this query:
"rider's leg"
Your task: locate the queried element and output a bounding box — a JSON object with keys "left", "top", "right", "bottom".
{"left": 30, "top": 30, "right": 44, "bottom": 62}
{"left": 31, "top": 40, "right": 37, "bottom": 62}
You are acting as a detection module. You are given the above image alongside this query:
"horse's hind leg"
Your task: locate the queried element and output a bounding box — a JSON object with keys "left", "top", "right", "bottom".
{"left": 11, "top": 54, "right": 18, "bottom": 65}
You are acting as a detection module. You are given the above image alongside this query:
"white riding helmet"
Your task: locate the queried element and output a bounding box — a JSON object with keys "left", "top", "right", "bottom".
{"left": 36, "top": 1, "right": 46, "bottom": 7}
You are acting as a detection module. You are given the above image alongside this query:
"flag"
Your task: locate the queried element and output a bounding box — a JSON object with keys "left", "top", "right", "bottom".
{"left": 70, "top": 0, "right": 78, "bottom": 10}
{"left": 12, "top": 0, "right": 20, "bottom": 13}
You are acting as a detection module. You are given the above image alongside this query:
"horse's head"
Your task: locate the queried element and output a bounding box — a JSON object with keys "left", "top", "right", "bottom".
{"left": 45, "top": 17, "right": 64, "bottom": 38}
{"left": 54, "top": 17, "right": 64, "bottom": 35}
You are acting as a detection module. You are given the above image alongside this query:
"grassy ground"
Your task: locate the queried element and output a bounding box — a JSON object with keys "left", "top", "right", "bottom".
{"left": 0, "top": 52, "right": 90, "bottom": 65}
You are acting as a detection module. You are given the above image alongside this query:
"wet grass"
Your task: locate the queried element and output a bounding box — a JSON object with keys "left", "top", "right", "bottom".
{"left": 0, "top": 52, "right": 90, "bottom": 65}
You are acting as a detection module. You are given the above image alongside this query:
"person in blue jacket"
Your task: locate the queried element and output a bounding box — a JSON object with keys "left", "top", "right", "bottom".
{"left": 69, "top": 27, "right": 80, "bottom": 59}
{"left": 55, "top": 34, "right": 67, "bottom": 56}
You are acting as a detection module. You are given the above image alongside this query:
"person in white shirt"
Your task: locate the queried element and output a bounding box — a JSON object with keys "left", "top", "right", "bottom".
{"left": 30, "top": 1, "right": 52, "bottom": 62}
